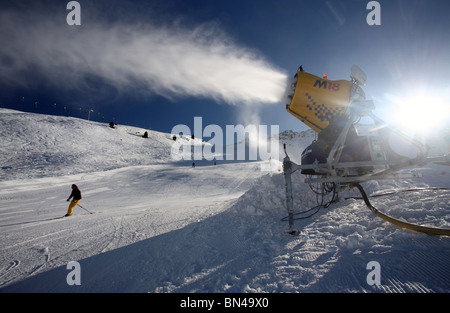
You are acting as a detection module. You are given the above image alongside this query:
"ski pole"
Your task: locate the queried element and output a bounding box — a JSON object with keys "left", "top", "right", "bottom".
{"left": 77, "top": 203, "right": 93, "bottom": 214}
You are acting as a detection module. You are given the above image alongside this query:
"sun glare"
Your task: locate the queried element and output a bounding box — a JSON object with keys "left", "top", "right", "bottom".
{"left": 392, "top": 92, "right": 449, "bottom": 135}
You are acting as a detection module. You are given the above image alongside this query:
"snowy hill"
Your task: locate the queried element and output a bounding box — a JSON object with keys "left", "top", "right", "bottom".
{"left": 0, "top": 108, "right": 176, "bottom": 180}
{"left": 0, "top": 109, "right": 449, "bottom": 293}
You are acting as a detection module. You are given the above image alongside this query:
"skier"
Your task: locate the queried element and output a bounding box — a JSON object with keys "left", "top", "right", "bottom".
{"left": 65, "top": 184, "right": 82, "bottom": 216}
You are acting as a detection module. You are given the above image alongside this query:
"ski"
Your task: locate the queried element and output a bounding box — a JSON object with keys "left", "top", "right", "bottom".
{"left": 0, "top": 212, "right": 97, "bottom": 228}
{"left": 64, "top": 213, "right": 96, "bottom": 217}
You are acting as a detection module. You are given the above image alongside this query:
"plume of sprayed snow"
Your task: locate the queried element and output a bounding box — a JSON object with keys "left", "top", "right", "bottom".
{"left": 0, "top": 9, "right": 288, "bottom": 107}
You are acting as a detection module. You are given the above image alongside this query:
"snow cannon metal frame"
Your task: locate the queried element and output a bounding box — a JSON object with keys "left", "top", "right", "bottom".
{"left": 282, "top": 65, "right": 450, "bottom": 235}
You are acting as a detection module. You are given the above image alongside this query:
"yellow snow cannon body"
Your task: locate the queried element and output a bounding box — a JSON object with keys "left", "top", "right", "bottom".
{"left": 286, "top": 70, "right": 353, "bottom": 133}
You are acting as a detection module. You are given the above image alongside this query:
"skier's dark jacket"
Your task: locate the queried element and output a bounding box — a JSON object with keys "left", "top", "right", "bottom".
{"left": 68, "top": 185, "right": 82, "bottom": 201}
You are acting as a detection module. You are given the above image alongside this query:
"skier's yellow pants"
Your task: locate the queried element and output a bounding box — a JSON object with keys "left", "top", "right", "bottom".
{"left": 67, "top": 200, "right": 81, "bottom": 216}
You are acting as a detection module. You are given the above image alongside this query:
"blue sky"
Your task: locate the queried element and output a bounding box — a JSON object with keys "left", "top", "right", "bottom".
{"left": 1, "top": 0, "right": 449, "bottom": 136}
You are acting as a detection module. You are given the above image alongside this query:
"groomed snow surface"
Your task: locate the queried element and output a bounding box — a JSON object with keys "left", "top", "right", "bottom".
{"left": 0, "top": 108, "right": 449, "bottom": 293}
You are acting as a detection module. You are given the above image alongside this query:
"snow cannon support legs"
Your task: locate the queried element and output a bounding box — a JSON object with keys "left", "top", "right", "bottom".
{"left": 283, "top": 145, "right": 294, "bottom": 230}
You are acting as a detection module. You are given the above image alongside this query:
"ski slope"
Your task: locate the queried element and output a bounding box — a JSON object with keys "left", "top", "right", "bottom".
{"left": 0, "top": 108, "right": 449, "bottom": 293}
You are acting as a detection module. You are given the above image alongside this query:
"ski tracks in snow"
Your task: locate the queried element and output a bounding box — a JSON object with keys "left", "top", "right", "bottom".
{"left": 28, "top": 247, "right": 51, "bottom": 276}
{"left": 0, "top": 260, "right": 20, "bottom": 287}
{"left": 100, "top": 216, "right": 125, "bottom": 253}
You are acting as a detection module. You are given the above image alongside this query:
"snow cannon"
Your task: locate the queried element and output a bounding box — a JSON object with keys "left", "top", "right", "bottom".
{"left": 282, "top": 65, "right": 450, "bottom": 236}
{"left": 283, "top": 65, "right": 432, "bottom": 178}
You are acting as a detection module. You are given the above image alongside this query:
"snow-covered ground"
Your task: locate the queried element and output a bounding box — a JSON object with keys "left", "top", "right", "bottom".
{"left": 0, "top": 108, "right": 449, "bottom": 293}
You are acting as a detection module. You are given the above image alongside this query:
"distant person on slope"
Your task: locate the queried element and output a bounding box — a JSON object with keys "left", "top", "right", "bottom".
{"left": 65, "top": 184, "right": 82, "bottom": 216}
